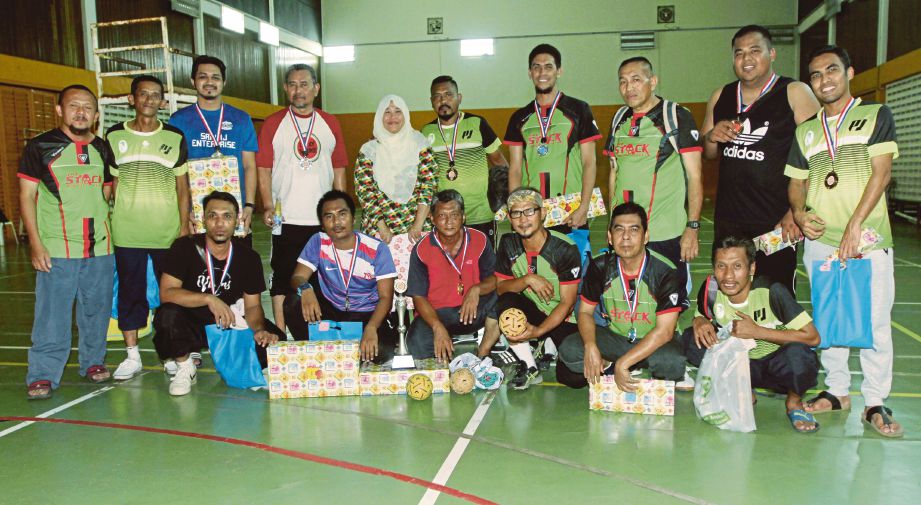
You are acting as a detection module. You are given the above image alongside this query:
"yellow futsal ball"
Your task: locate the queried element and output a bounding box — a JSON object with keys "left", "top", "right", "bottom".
{"left": 450, "top": 368, "right": 475, "bottom": 395}
{"left": 499, "top": 308, "right": 528, "bottom": 338}
{"left": 406, "top": 373, "right": 434, "bottom": 400}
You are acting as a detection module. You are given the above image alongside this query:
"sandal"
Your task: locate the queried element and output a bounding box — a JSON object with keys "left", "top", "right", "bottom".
{"left": 787, "top": 409, "right": 820, "bottom": 433}
{"left": 804, "top": 390, "right": 849, "bottom": 414}
{"left": 27, "top": 380, "right": 52, "bottom": 400}
{"left": 86, "top": 364, "right": 112, "bottom": 383}
{"left": 863, "top": 405, "right": 904, "bottom": 438}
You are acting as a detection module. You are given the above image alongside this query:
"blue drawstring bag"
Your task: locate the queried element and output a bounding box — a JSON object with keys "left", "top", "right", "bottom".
{"left": 810, "top": 258, "right": 873, "bottom": 349}
{"left": 308, "top": 320, "right": 363, "bottom": 341}
{"left": 205, "top": 325, "right": 267, "bottom": 389}
{"left": 567, "top": 229, "right": 592, "bottom": 270}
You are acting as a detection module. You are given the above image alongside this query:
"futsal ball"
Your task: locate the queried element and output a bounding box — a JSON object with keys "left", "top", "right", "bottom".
{"left": 406, "top": 373, "right": 434, "bottom": 400}
{"left": 499, "top": 308, "right": 527, "bottom": 338}
{"left": 450, "top": 368, "right": 475, "bottom": 395}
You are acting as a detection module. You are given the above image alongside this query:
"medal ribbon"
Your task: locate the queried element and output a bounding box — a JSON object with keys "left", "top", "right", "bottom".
{"left": 533, "top": 91, "right": 562, "bottom": 143}
{"left": 820, "top": 96, "right": 858, "bottom": 163}
{"left": 195, "top": 104, "right": 225, "bottom": 153}
{"left": 431, "top": 227, "right": 469, "bottom": 281}
{"left": 617, "top": 253, "right": 649, "bottom": 326}
{"left": 437, "top": 111, "right": 463, "bottom": 166}
{"left": 288, "top": 107, "right": 317, "bottom": 158}
{"left": 736, "top": 73, "right": 778, "bottom": 114}
{"left": 205, "top": 242, "right": 233, "bottom": 296}
{"left": 332, "top": 234, "right": 360, "bottom": 301}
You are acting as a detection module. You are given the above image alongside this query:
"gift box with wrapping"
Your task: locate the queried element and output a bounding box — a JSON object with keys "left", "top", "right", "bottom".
{"left": 266, "top": 340, "right": 360, "bottom": 399}
{"left": 588, "top": 376, "right": 675, "bottom": 416}
{"left": 494, "top": 187, "right": 606, "bottom": 227}
{"left": 358, "top": 358, "right": 450, "bottom": 396}
{"left": 187, "top": 156, "right": 246, "bottom": 237}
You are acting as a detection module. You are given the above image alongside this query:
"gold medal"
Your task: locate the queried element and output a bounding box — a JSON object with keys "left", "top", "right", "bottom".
{"left": 457, "top": 282, "right": 464, "bottom": 295}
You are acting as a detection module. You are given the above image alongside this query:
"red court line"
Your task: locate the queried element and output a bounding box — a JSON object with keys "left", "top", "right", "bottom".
{"left": 0, "top": 416, "right": 497, "bottom": 505}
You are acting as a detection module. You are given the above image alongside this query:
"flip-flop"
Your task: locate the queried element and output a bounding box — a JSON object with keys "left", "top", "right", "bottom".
{"left": 863, "top": 405, "right": 904, "bottom": 438}
{"left": 27, "top": 380, "right": 52, "bottom": 400}
{"left": 805, "top": 390, "right": 849, "bottom": 414}
{"left": 787, "top": 409, "right": 820, "bottom": 433}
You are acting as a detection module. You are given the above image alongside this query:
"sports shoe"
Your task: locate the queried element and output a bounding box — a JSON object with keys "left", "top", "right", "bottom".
{"left": 163, "top": 359, "right": 178, "bottom": 376}
{"left": 536, "top": 353, "right": 556, "bottom": 371}
{"left": 190, "top": 351, "right": 203, "bottom": 368}
{"left": 169, "top": 362, "right": 197, "bottom": 396}
{"left": 676, "top": 367, "right": 696, "bottom": 391}
{"left": 113, "top": 357, "right": 143, "bottom": 380}
{"left": 509, "top": 363, "right": 543, "bottom": 390}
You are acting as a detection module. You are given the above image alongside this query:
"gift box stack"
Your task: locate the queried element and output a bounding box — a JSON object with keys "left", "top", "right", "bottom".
{"left": 588, "top": 376, "right": 675, "bottom": 416}
{"left": 266, "top": 340, "right": 360, "bottom": 399}
{"left": 358, "top": 358, "right": 450, "bottom": 396}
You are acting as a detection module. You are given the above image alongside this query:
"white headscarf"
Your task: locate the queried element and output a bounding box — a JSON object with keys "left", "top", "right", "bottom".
{"left": 359, "top": 94, "right": 429, "bottom": 204}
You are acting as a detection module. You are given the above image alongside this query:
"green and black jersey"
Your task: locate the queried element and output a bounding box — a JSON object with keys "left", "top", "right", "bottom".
{"left": 785, "top": 99, "right": 898, "bottom": 250}
{"left": 581, "top": 249, "right": 686, "bottom": 339}
{"left": 421, "top": 113, "right": 501, "bottom": 225}
{"left": 503, "top": 94, "right": 601, "bottom": 198}
{"left": 604, "top": 99, "right": 702, "bottom": 241}
{"left": 106, "top": 121, "right": 188, "bottom": 249}
{"left": 495, "top": 230, "right": 582, "bottom": 319}
{"left": 695, "top": 276, "right": 812, "bottom": 359}
{"left": 17, "top": 129, "right": 114, "bottom": 259}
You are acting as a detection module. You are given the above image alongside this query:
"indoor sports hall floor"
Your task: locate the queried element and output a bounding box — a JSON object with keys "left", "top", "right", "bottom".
{"left": 1, "top": 205, "right": 919, "bottom": 505}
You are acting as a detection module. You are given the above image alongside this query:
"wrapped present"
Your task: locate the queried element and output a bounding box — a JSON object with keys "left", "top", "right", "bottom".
{"left": 494, "top": 187, "right": 606, "bottom": 227}
{"left": 358, "top": 358, "right": 450, "bottom": 396}
{"left": 753, "top": 228, "right": 802, "bottom": 256}
{"left": 187, "top": 156, "right": 246, "bottom": 236}
{"left": 588, "top": 376, "right": 675, "bottom": 416}
{"left": 266, "top": 340, "right": 360, "bottom": 399}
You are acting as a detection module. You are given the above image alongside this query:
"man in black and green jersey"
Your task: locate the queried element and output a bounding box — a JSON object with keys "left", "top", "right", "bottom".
{"left": 482, "top": 187, "right": 581, "bottom": 390}
{"left": 422, "top": 75, "right": 508, "bottom": 241}
{"left": 680, "top": 236, "right": 820, "bottom": 433}
{"left": 504, "top": 44, "right": 601, "bottom": 234}
{"left": 788, "top": 45, "right": 902, "bottom": 437}
{"left": 19, "top": 84, "right": 116, "bottom": 399}
{"left": 106, "top": 75, "right": 190, "bottom": 380}
{"left": 557, "top": 202, "right": 687, "bottom": 391}
{"left": 605, "top": 57, "right": 703, "bottom": 300}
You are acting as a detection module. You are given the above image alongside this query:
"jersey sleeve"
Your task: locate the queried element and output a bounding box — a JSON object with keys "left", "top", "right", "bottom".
{"left": 243, "top": 251, "right": 267, "bottom": 295}
{"left": 676, "top": 106, "right": 703, "bottom": 153}
{"left": 602, "top": 115, "right": 619, "bottom": 157}
{"left": 103, "top": 126, "right": 120, "bottom": 175}
{"left": 503, "top": 112, "right": 524, "bottom": 146}
{"left": 494, "top": 236, "right": 514, "bottom": 279}
{"left": 255, "top": 112, "right": 279, "bottom": 168}
{"left": 577, "top": 101, "right": 602, "bottom": 144}
{"left": 478, "top": 241, "right": 496, "bottom": 280}
{"left": 693, "top": 275, "right": 716, "bottom": 320}
{"left": 325, "top": 112, "right": 349, "bottom": 169}
{"left": 240, "top": 115, "right": 258, "bottom": 153}
{"left": 767, "top": 283, "right": 812, "bottom": 330}
{"left": 297, "top": 234, "right": 321, "bottom": 271}
{"left": 100, "top": 141, "right": 115, "bottom": 184}
{"left": 653, "top": 267, "right": 684, "bottom": 314}
{"left": 579, "top": 257, "right": 604, "bottom": 306}
{"left": 161, "top": 237, "right": 191, "bottom": 282}
{"left": 556, "top": 242, "right": 583, "bottom": 284}
{"left": 174, "top": 135, "right": 189, "bottom": 175}
{"left": 478, "top": 117, "right": 501, "bottom": 153}
{"left": 373, "top": 241, "right": 397, "bottom": 279}
{"left": 405, "top": 244, "right": 429, "bottom": 297}
{"left": 783, "top": 132, "right": 810, "bottom": 180}
{"left": 867, "top": 105, "right": 899, "bottom": 159}
{"left": 17, "top": 139, "right": 44, "bottom": 182}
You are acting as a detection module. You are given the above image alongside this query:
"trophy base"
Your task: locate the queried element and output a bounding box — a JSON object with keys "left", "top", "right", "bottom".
{"left": 390, "top": 354, "right": 416, "bottom": 370}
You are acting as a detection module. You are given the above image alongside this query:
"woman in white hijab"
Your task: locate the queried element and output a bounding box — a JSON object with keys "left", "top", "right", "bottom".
{"left": 355, "top": 94, "right": 438, "bottom": 243}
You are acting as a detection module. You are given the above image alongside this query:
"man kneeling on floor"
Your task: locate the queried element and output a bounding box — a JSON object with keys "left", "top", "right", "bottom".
{"left": 283, "top": 190, "right": 398, "bottom": 362}
{"left": 153, "top": 191, "right": 282, "bottom": 396}
{"left": 557, "top": 202, "right": 687, "bottom": 391}
{"left": 680, "top": 236, "right": 820, "bottom": 433}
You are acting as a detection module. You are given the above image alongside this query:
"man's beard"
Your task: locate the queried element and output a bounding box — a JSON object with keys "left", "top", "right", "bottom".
{"left": 66, "top": 124, "right": 91, "bottom": 136}
{"left": 534, "top": 86, "right": 553, "bottom": 95}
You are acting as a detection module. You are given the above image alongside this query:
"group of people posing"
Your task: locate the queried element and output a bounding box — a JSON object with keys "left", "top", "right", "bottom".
{"left": 19, "top": 24, "right": 902, "bottom": 437}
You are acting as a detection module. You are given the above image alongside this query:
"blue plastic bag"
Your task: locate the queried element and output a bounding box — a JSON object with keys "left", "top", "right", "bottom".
{"left": 567, "top": 229, "right": 592, "bottom": 270}
{"left": 205, "top": 325, "right": 267, "bottom": 389}
{"left": 810, "top": 258, "right": 873, "bottom": 349}
{"left": 110, "top": 257, "right": 160, "bottom": 319}
{"left": 308, "top": 321, "right": 363, "bottom": 341}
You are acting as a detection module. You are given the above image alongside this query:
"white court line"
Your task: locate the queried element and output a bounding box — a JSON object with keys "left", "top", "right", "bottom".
{"left": 418, "top": 392, "right": 496, "bottom": 505}
{"left": 894, "top": 257, "right": 921, "bottom": 268}
{"left": 0, "top": 345, "right": 161, "bottom": 353}
{"left": 0, "top": 291, "right": 34, "bottom": 295}
{"left": 0, "top": 386, "right": 114, "bottom": 439}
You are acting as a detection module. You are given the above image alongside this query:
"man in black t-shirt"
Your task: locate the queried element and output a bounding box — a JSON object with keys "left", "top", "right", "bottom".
{"left": 153, "top": 192, "right": 282, "bottom": 396}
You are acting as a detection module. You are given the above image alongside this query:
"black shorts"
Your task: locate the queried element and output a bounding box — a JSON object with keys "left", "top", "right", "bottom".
{"left": 269, "top": 224, "right": 322, "bottom": 297}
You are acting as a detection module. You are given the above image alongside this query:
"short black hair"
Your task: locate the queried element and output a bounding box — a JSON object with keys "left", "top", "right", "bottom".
{"left": 529, "top": 43, "right": 561, "bottom": 68}
{"left": 58, "top": 84, "right": 96, "bottom": 105}
{"left": 285, "top": 63, "right": 318, "bottom": 85}
{"left": 202, "top": 191, "right": 239, "bottom": 214}
{"left": 191, "top": 55, "right": 226, "bottom": 80}
{"left": 316, "top": 190, "right": 355, "bottom": 222}
{"left": 609, "top": 201, "right": 648, "bottom": 232}
{"left": 732, "top": 25, "right": 773, "bottom": 48}
{"left": 431, "top": 189, "right": 465, "bottom": 214}
{"left": 430, "top": 75, "right": 459, "bottom": 93}
{"left": 131, "top": 75, "right": 164, "bottom": 95}
{"left": 618, "top": 56, "right": 654, "bottom": 75}
{"left": 807, "top": 44, "right": 852, "bottom": 71}
{"left": 713, "top": 236, "right": 756, "bottom": 266}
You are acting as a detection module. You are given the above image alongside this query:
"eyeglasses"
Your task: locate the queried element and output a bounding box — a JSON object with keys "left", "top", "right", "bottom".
{"left": 430, "top": 92, "right": 456, "bottom": 101}
{"left": 509, "top": 207, "right": 541, "bottom": 219}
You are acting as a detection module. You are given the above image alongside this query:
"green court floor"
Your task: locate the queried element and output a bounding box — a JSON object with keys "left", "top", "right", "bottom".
{"left": 1, "top": 207, "right": 919, "bottom": 505}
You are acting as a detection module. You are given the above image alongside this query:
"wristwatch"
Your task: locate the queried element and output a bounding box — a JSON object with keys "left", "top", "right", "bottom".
{"left": 243, "top": 203, "right": 255, "bottom": 210}
{"left": 686, "top": 220, "right": 700, "bottom": 230}
{"left": 297, "top": 282, "right": 313, "bottom": 297}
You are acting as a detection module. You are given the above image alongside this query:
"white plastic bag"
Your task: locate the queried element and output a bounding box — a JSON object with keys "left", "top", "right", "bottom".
{"left": 693, "top": 325, "right": 757, "bottom": 433}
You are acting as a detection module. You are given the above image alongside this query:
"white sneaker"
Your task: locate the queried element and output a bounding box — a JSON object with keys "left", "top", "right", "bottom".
{"left": 169, "top": 363, "right": 197, "bottom": 396}
{"left": 163, "top": 359, "right": 178, "bottom": 376}
{"left": 190, "top": 352, "right": 203, "bottom": 368}
{"left": 676, "top": 367, "right": 696, "bottom": 391}
{"left": 113, "top": 357, "right": 143, "bottom": 380}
